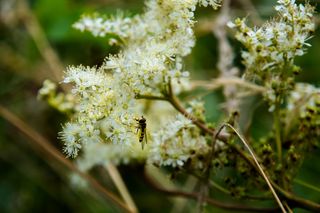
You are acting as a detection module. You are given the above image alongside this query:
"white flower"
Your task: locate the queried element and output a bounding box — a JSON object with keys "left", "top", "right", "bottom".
{"left": 229, "top": 1, "right": 315, "bottom": 76}
{"left": 198, "top": 0, "right": 221, "bottom": 9}
{"left": 38, "top": 79, "right": 56, "bottom": 98}
{"left": 59, "top": 0, "right": 221, "bottom": 167}
{"left": 73, "top": 12, "right": 132, "bottom": 39}
{"left": 149, "top": 114, "right": 209, "bottom": 169}
{"left": 59, "top": 123, "right": 83, "bottom": 158}
{"left": 287, "top": 83, "right": 320, "bottom": 115}
{"left": 229, "top": 0, "right": 315, "bottom": 110}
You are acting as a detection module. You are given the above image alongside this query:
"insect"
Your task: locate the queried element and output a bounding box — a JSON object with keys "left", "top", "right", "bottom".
{"left": 135, "top": 116, "right": 147, "bottom": 149}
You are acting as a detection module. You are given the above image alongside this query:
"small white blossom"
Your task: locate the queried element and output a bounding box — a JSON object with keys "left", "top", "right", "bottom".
{"left": 73, "top": 12, "right": 132, "bottom": 39}
{"left": 38, "top": 80, "right": 77, "bottom": 113}
{"left": 229, "top": 0, "right": 315, "bottom": 77}
{"left": 59, "top": 123, "right": 83, "bottom": 158}
{"left": 198, "top": 0, "right": 221, "bottom": 9}
{"left": 229, "top": 0, "right": 315, "bottom": 111}
{"left": 38, "top": 79, "right": 56, "bottom": 98}
{"left": 287, "top": 83, "right": 320, "bottom": 116}
{"left": 149, "top": 114, "right": 209, "bottom": 168}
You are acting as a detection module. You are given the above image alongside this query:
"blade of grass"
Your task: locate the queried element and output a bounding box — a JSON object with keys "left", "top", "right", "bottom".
{"left": 294, "top": 179, "right": 320, "bottom": 193}
{"left": 106, "top": 163, "right": 138, "bottom": 213}
{"left": 221, "top": 123, "right": 287, "bottom": 213}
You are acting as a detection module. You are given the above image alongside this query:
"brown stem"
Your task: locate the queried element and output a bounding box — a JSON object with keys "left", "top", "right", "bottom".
{"left": 230, "top": 144, "right": 320, "bottom": 212}
{"left": 0, "top": 105, "right": 133, "bottom": 213}
{"left": 166, "top": 80, "right": 216, "bottom": 135}
{"left": 136, "top": 85, "right": 320, "bottom": 212}
{"left": 190, "top": 78, "right": 266, "bottom": 93}
{"left": 221, "top": 124, "right": 287, "bottom": 212}
{"left": 143, "top": 167, "right": 279, "bottom": 212}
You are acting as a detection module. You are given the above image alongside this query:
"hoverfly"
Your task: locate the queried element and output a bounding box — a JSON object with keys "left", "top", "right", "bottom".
{"left": 135, "top": 116, "right": 147, "bottom": 149}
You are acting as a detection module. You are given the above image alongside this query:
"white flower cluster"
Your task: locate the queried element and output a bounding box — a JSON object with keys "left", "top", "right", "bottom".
{"left": 38, "top": 79, "right": 76, "bottom": 113}
{"left": 59, "top": 0, "right": 221, "bottom": 165}
{"left": 287, "top": 83, "right": 320, "bottom": 116}
{"left": 73, "top": 12, "right": 132, "bottom": 38}
{"left": 60, "top": 65, "right": 138, "bottom": 158}
{"left": 150, "top": 114, "right": 209, "bottom": 168}
{"left": 229, "top": 0, "right": 315, "bottom": 78}
{"left": 199, "top": 0, "right": 221, "bottom": 9}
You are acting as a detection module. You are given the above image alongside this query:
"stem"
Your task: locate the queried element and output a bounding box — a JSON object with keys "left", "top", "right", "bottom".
{"left": 221, "top": 123, "right": 287, "bottom": 213}
{"left": 189, "top": 165, "right": 274, "bottom": 203}
{"left": 166, "top": 81, "right": 222, "bottom": 138}
{"left": 294, "top": 179, "right": 320, "bottom": 193}
{"left": 0, "top": 105, "right": 133, "bottom": 213}
{"left": 143, "top": 167, "right": 279, "bottom": 212}
{"left": 136, "top": 85, "right": 320, "bottom": 212}
{"left": 17, "top": 0, "right": 65, "bottom": 83}
{"left": 274, "top": 106, "right": 282, "bottom": 163}
{"left": 106, "top": 163, "right": 138, "bottom": 213}
{"left": 135, "top": 94, "right": 168, "bottom": 101}
{"left": 190, "top": 172, "right": 272, "bottom": 200}
{"left": 230, "top": 143, "right": 320, "bottom": 212}
{"left": 191, "top": 78, "right": 267, "bottom": 93}
{"left": 170, "top": 176, "right": 198, "bottom": 213}
{"left": 209, "top": 180, "right": 272, "bottom": 200}
{"left": 196, "top": 183, "right": 207, "bottom": 213}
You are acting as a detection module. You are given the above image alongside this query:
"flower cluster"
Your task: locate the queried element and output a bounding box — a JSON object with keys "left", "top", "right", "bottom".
{"left": 150, "top": 114, "right": 209, "bottom": 168}
{"left": 57, "top": 0, "right": 221, "bottom": 169}
{"left": 287, "top": 83, "right": 320, "bottom": 118}
{"left": 73, "top": 12, "right": 132, "bottom": 39}
{"left": 75, "top": 138, "right": 148, "bottom": 171}
{"left": 199, "top": 0, "right": 221, "bottom": 9}
{"left": 59, "top": 65, "right": 138, "bottom": 158}
{"left": 229, "top": 0, "right": 315, "bottom": 110}
{"left": 35, "top": 1, "right": 320, "bottom": 210}
{"left": 282, "top": 83, "right": 320, "bottom": 179}
{"left": 229, "top": 0, "right": 314, "bottom": 77}
{"left": 38, "top": 79, "right": 76, "bottom": 113}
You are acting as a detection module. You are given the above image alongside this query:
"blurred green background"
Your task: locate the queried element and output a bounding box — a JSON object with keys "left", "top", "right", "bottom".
{"left": 0, "top": 0, "right": 319, "bottom": 212}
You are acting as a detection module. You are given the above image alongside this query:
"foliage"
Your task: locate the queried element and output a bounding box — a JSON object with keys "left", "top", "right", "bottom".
{"left": 1, "top": 0, "right": 320, "bottom": 212}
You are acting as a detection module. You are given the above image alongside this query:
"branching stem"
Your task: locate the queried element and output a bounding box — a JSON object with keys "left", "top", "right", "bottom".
{"left": 220, "top": 123, "right": 287, "bottom": 213}
{"left": 274, "top": 106, "right": 282, "bottom": 163}
{"left": 143, "top": 167, "right": 279, "bottom": 212}
{"left": 135, "top": 83, "right": 320, "bottom": 212}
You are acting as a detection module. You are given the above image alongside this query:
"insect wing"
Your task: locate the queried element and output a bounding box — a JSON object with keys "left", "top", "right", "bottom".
{"left": 140, "top": 128, "right": 147, "bottom": 150}
{"left": 144, "top": 128, "right": 147, "bottom": 145}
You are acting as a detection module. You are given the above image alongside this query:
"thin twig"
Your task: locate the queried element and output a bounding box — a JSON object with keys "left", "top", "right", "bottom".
{"left": 16, "top": 0, "right": 65, "bottom": 85}
{"left": 167, "top": 81, "right": 215, "bottom": 135}
{"left": 143, "top": 167, "right": 279, "bottom": 212}
{"left": 146, "top": 164, "right": 189, "bottom": 209}
{"left": 136, "top": 85, "right": 320, "bottom": 212}
{"left": 189, "top": 171, "right": 272, "bottom": 200}
{"left": 191, "top": 77, "right": 267, "bottom": 93}
{"left": 221, "top": 123, "right": 287, "bottom": 213}
{"left": 0, "top": 105, "right": 132, "bottom": 213}
{"left": 209, "top": 180, "right": 272, "bottom": 200}
{"left": 230, "top": 144, "right": 320, "bottom": 212}
{"left": 106, "top": 163, "right": 138, "bottom": 213}
{"left": 294, "top": 179, "right": 320, "bottom": 193}
{"left": 170, "top": 176, "right": 198, "bottom": 213}
{"left": 274, "top": 106, "right": 283, "bottom": 164}
{"left": 213, "top": 0, "right": 241, "bottom": 114}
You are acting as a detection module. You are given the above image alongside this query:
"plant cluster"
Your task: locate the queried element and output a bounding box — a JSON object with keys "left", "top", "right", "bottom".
{"left": 38, "top": 0, "right": 319, "bottom": 212}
